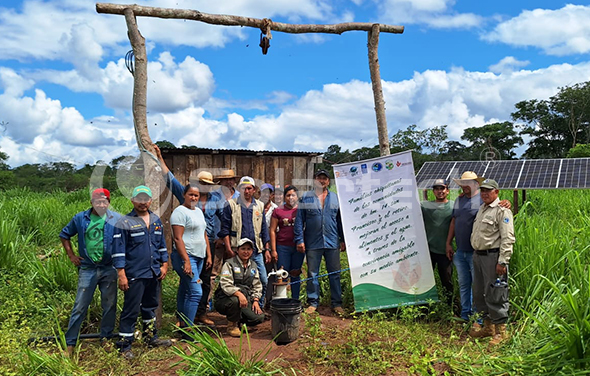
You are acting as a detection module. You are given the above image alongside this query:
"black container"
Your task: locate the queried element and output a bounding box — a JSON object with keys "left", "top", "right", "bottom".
{"left": 270, "top": 298, "right": 302, "bottom": 344}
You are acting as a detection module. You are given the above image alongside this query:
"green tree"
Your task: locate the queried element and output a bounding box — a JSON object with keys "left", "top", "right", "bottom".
{"left": 0, "top": 148, "right": 14, "bottom": 189}
{"left": 461, "top": 122, "right": 523, "bottom": 160}
{"left": 156, "top": 140, "right": 176, "bottom": 149}
{"left": 566, "top": 144, "right": 590, "bottom": 158}
{"left": 512, "top": 81, "right": 590, "bottom": 158}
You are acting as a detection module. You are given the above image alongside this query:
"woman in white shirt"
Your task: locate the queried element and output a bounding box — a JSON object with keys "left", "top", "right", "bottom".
{"left": 170, "top": 184, "right": 212, "bottom": 329}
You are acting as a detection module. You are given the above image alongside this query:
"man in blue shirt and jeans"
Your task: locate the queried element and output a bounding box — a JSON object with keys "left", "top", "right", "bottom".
{"left": 60, "top": 188, "right": 121, "bottom": 356}
{"left": 294, "top": 169, "right": 345, "bottom": 316}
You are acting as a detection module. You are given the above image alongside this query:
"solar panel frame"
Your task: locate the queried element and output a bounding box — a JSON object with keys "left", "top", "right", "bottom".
{"left": 415, "top": 158, "right": 590, "bottom": 190}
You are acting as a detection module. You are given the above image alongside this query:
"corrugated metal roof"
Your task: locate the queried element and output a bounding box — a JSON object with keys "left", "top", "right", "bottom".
{"left": 160, "top": 147, "right": 322, "bottom": 157}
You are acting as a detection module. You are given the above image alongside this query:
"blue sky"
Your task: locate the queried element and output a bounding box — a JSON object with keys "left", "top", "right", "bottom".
{"left": 1, "top": 0, "right": 589, "bottom": 167}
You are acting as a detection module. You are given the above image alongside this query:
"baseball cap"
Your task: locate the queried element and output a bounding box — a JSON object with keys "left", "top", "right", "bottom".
{"left": 91, "top": 188, "right": 110, "bottom": 201}
{"left": 432, "top": 179, "right": 448, "bottom": 188}
{"left": 238, "top": 176, "right": 256, "bottom": 188}
{"left": 237, "top": 238, "right": 255, "bottom": 248}
{"left": 314, "top": 169, "right": 330, "bottom": 178}
{"left": 132, "top": 185, "right": 153, "bottom": 198}
{"left": 260, "top": 183, "right": 274, "bottom": 192}
{"left": 479, "top": 179, "right": 499, "bottom": 190}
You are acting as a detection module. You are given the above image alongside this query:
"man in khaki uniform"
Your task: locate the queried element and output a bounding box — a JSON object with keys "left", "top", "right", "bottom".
{"left": 469, "top": 179, "right": 515, "bottom": 344}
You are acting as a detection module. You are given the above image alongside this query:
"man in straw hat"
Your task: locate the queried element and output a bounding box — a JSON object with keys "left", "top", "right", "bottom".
{"left": 153, "top": 145, "right": 221, "bottom": 326}
{"left": 216, "top": 168, "right": 240, "bottom": 200}
{"left": 446, "top": 171, "right": 510, "bottom": 322}
{"left": 469, "top": 179, "right": 515, "bottom": 344}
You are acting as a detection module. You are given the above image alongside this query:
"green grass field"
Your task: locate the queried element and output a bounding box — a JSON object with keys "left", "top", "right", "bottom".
{"left": 1, "top": 187, "right": 589, "bottom": 375}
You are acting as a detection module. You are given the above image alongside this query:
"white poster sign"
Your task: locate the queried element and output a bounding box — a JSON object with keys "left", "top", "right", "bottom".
{"left": 334, "top": 151, "right": 438, "bottom": 311}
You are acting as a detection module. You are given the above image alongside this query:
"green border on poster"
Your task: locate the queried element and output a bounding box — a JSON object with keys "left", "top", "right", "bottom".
{"left": 352, "top": 283, "right": 439, "bottom": 312}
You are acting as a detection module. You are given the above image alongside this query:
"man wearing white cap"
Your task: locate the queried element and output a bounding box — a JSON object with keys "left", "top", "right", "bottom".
{"left": 219, "top": 176, "right": 271, "bottom": 306}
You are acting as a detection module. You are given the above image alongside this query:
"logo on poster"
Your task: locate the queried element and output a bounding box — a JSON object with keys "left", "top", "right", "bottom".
{"left": 361, "top": 164, "right": 368, "bottom": 174}
{"left": 372, "top": 162, "right": 383, "bottom": 172}
{"left": 385, "top": 160, "right": 394, "bottom": 170}
{"left": 350, "top": 166, "right": 359, "bottom": 176}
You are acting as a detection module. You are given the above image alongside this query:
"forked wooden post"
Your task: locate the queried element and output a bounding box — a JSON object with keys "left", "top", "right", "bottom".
{"left": 96, "top": 3, "right": 404, "bottom": 158}
{"left": 368, "top": 24, "right": 390, "bottom": 156}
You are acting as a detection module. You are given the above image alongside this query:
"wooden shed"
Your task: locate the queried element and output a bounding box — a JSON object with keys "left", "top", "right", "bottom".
{"left": 157, "top": 147, "right": 322, "bottom": 252}
{"left": 160, "top": 147, "right": 323, "bottom": 192}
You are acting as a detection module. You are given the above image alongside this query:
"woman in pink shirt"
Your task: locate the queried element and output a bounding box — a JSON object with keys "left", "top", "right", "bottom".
{"left": 269, "top": 185, "right": 303, "bottom": 300}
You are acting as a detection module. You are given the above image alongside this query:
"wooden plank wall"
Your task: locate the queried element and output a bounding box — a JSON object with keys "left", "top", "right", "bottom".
{"left": 162, "top": 153, "right": 315, "bottom": 191}
{"left": 158, "top": 152, "right": 317, "bottom": 252}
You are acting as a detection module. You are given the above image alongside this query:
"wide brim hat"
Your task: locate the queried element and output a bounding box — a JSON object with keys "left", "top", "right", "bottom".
{"left": 216, "top": 169, "right": 236, "bottom": 179}
{"left": 452, "top": 171, "right": 485, "bottom": 186}
{"left": 194, "top": 171, "right": 216, "bottom": 185}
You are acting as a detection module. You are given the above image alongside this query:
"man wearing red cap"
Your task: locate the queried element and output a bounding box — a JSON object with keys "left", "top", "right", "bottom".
{"left": 59, "top": 188, "right": 122, "bottom": 356}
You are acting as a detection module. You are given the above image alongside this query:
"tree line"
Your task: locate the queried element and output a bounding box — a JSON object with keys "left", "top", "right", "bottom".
{"left": 1, "top": 81, "right": 590, "bottom": 191}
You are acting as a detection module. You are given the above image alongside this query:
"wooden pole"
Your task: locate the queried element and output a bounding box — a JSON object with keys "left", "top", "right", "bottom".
{"left": 123, "top": 8, "right": 165, "bottom": 327}
{"left": 368, "top": 24, "right": 390, "bottom": 157}
{"left": 513, "top": 189, "right": 519, "bottom": 215}
{"left": 97, "top": 3, "right": 404, "bottom": 34}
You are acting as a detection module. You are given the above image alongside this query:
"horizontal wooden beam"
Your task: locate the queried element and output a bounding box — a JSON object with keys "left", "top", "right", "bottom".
{"left": 96, "top": 3, "right": 404, "bottom": 34}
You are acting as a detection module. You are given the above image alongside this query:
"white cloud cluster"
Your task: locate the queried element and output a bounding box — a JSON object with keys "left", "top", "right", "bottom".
{"left": 0, "top": 0, "right": 346, "bottom": 67}
{"left": 378, "top": 0, "right": 483, "bottom": 29}
{"left": 484, "top": 4, "right": 590, "bottom": 56}
{"left": 2, "top": 58, "right": 590, "bottom": 167}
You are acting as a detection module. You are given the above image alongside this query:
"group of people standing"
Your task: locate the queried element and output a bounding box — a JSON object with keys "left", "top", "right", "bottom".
{"left": 421, "top": 171, "right": 515, "bottom": 345}
{"left": 59, "top": 146, "right": 346, "bottom": 358}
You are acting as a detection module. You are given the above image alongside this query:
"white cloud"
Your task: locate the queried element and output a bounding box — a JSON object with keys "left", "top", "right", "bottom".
{"left": 0, "top": 0, "right": 345, "bottom": 66}
{"left": 489, "top": 56, "right": 530, "bottom": 74}
{"left": 378, "top": 0, "right": 483, "bottom": 29}
{"left": 3, "top": 54, "right": 590, "bottom": 167}
{"left": 483, "top": 4, "right": 590, "bottom": 56}
{"left": 29, "top": 52, "right": 215, "bottom": 113}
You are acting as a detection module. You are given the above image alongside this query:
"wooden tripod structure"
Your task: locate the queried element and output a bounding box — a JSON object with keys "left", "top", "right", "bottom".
{"left": 96, "top": 4, "right": 404, "bottom": 190}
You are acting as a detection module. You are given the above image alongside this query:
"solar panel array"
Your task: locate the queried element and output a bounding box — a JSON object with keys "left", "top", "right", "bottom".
{"left": 415, "top": 158, "right": 590, "bottom": 189}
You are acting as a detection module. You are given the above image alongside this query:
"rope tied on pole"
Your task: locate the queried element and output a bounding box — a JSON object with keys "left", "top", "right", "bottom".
{"left": 259, "top": 18, "right": 272, "bottom": 55}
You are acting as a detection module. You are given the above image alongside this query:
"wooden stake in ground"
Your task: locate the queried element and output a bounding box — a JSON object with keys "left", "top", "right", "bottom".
{"left": 96, "top": 3, "right": 404, "bottom": 157}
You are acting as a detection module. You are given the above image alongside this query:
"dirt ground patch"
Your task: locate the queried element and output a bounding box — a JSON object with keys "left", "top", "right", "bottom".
{"left": 163, "top": 305, "right": 353, "bottom": 375}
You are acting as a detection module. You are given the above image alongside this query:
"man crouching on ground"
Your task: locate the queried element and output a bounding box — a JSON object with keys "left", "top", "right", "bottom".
{"left": 214, "top": 238, "right": 264, "bottom": 337}
{"left": 112, "top": 185, "right": 172, "bottom": 359}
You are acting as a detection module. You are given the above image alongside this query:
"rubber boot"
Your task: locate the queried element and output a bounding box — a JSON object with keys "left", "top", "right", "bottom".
{"left": 490, "top": 323, "right": 509, "bottom": 345}
{"left": 469, "top": 319, "right": 494, "bottom": 338}
{"left": 227, "top": 321, "right": 241, "bottom": 337}
{"left": 143, "top": 320, "right": 172, "bottom": 348}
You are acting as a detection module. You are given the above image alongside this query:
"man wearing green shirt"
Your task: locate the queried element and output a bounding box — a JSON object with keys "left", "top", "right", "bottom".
{"left": 60, "top": 189, "right": 121, "bottom": 356}
{"left": 421, "top": 179, "right": 454, "bottom": 306}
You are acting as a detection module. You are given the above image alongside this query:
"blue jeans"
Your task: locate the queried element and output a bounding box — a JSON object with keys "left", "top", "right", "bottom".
{"left": 251, "top": 252, "right": 268, "bottom": 306}
{"left": 65, "top": 265, "right": 117, "bottom": 346}
{"left": 277, "top": 245, "right": 305, "bottom": 300}
{"left": 306, "top": 248, "right": 342, "bottom": 308}
{"left": 453, "top": 249, "right": 475, "bottom": 320}
{"left": 171, "top": 251, "right": 204, "bottom": 327}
